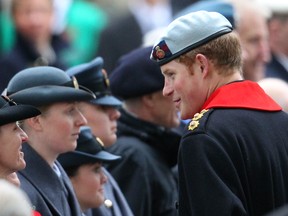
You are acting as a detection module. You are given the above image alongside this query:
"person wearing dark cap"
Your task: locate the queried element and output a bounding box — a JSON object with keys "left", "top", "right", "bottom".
{"left": 67, "top": 57, "right": 122, "bottom": 146}
{"left": 0, "top": 95, "right": 40, "bottom": 181}
{"left": 4, "top": 66, "right": 95, "bottom": 216}
{"left": 105, "top": 46, "right": 181, "bottom": 216}
{"left": 67, "top": 57, "right": 134, "bottom": 216}
{"left": 58, "top": 126, "right": 121, "bottom": 215}
{"left": 150, "top": 10, "right": 288, "bottom": 216}
{"left": 0, "top": 95, "right": 42, "bottom": 215}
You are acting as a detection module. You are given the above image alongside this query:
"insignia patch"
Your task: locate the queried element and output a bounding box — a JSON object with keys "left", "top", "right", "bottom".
{"left": 152, "top": 40, "right": 172, "bottom": 61}
{"left": 188, "top": 109, "right": 209, "bottom": 131}
{"left": 188, "top": 120, "right": 199, "bottom": 131}
{"left": 192, "top": 109, "right": 209, "bottom": 121}
{"left": 155, "top": 46, "right": 165, "bottom": 59}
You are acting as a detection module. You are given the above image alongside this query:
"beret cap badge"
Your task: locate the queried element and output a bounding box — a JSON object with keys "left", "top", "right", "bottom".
{"left": 155, "top": 46, "right": 165, "bottom": 59}
{"left": 152, "top": 40, "right": 172, "bottom": 61}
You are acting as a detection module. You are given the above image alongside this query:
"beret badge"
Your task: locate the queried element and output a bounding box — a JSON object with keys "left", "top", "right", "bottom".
{"left": 152, "top": 40, "right": 172, "bottom": 61}
{"left": 155, "top": 46, "right": 165, "bottom": 59}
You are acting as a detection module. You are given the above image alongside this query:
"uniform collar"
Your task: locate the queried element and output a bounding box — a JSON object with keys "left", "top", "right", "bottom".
{"left": 202, "top": 80, "right": 281, "bottom": 111}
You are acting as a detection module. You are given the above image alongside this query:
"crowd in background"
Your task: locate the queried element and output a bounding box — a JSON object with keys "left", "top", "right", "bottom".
{"left": 1, "top": 0, "right": 288, "bottom": 216}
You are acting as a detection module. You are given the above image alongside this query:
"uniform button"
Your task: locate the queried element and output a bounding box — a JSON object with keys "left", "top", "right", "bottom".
{"left": 104, "top": 199, "right": 113, "bottom": 208}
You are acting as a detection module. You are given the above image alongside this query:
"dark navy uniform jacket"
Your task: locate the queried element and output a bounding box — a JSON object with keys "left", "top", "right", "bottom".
{"left": 265, "top": 53, "right": 288, "bottom": 83}
{"left": 106, "top": 108, "right": 181, "bottom": 216}
{"left": 178, "top": 80, "right": 288, "bottom": 216}
{"left": 89, "top": 168, "right": 134, "bottom": 216}
{"left": 18, "top": 144, "right": 83, "bottom": 216}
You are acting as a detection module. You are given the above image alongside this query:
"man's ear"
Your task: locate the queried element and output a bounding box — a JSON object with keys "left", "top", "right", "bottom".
{"left": 142, "top": 93, "right": 157, "bottom": 108}
{"left": 195, "top": 54, "right": 209, "bottom": 77}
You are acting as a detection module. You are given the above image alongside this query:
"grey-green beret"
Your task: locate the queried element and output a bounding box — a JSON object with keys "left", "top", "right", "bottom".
{"left": 150, "top": 10, "right": 233, "bottom": 65}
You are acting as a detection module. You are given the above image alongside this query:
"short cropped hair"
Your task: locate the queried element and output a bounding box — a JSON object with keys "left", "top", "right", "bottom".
{"left": 179, "top": 31, "right": 243, "bottom": 76}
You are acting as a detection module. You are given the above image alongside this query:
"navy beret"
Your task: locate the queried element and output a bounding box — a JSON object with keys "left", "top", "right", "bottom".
{"left": 110, "top": 46, "right": 164, "bottom": 99}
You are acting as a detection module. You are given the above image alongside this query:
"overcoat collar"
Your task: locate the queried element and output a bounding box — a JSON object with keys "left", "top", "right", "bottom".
{"left": 202, "top": 80, "right": 281, "bottom": 111}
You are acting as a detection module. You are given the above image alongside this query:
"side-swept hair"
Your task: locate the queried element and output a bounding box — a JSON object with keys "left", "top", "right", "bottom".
{"left": 179, "top": 31, "right": 243, "bottom": 76}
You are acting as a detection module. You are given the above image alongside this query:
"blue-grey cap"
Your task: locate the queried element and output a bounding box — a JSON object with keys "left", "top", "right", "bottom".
{"left": 150, "top": 10, "right": 233, "bottom": 65}
{"left": 66, "top": 57, "right": 122, "bottom": 107}
{"left": 6, "top": 66, "right": 95, "bottom": 107}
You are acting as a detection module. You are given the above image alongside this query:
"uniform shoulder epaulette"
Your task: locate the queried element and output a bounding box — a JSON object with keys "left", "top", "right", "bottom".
{"left": 188, "top": 109, "right": 210, "bottom": 131}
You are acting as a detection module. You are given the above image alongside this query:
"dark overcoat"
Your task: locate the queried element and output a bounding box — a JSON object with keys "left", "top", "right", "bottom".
{"left": 106, "top": 109, "right": 181, "bottom": 216}
{"left": 178, "top": 81, "right": 288, "bottom": 216}
{"left": 265, "top": 53, "right": 288, "bottom": 82}
{"left": 18, "top": 144, "right": 83, "bottom": 216}
{"left": 90, "top": 168, "right": 134, "bottom": 216}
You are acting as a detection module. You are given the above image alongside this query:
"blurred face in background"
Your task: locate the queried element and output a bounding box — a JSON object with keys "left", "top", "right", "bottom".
{"left": 79, "top": 102, "right": 121, "bottom": 147}
{"left": 148, "top": 91, "right": 180, "bottom": 128}
{"left": 268, "top": 16, "right": 288, "bottom": 56}
{"left": 12, "top": 0, "right": 54, "bottom": 43}
{"left": 236, "top": 4, "right": 270, "bottom": 81}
